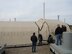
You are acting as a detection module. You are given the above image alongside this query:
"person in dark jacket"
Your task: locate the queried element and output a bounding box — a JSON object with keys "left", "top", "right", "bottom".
{"left": 47, "top": 35, "right": 54, "bottom": 45}
{"left": 62, "top": 25, "right": 67, "bottom": 32}
{"left": 31, "top": 32, "right": 37, "bottom": 52}
{"left": 55, "top": 24, "right": 62, "bottom": 45}
{"left": 38, "top": 34, "right": 43, "bottom": 45}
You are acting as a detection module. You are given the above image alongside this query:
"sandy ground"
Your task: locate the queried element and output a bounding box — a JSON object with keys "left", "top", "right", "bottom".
{"left": 5, "top": 45, "right": 52, "bottom": 54}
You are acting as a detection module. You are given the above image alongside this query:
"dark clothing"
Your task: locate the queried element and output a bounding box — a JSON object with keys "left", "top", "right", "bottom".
{"left": 31, "top": 35, "right": 37, "bottom": 43}
{"left": 56, "top": 34, "right": 62, "bottom": 45}
{"left": 38, "top": 34, "right": 43, "bottom": 41}
{"left": 55, "top": 26, "right": 62, "bottom": 45}
{"left": 32, "top": 43, "right": 36, "bottom": 52}
{"left": 62, "top": 25, "right": 67, "bottom": 32}
{"left": 61, "top": 25, "right": 67, "bottom": 38}
{"left": 31, "top": 34, "right": 37, "bottom": 52}
{"left": 38, "top": 34, "right": 43, "bottom": 45}
{"left": 47, "top": 35, "right": 54, "bottom": 44}
{"left": 55, "top": 27, "right": 62, "bottom": 35}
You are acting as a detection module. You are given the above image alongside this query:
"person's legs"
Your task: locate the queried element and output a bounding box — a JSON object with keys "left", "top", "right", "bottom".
{"left": 58, "top": 34, "right": 62, "bottom": 45}
{"left": 33, "top": 43, "right": 36, "bottom": 52}
{"left": 59, "top": 34, "right": 62, "bottom": 45}
{"left": 38, "top": 40, "right": 40, "bottom": 45}
{"left": 32, "top": 45, "right": 34, "bottom": 52}
{"left": 32, "top": 45, "right": 33, "bottom": 52}
{"left": 39, "top": 41, "right": 42, "bottom": 45}
{"left": 32, "top": 43, "right": 34, "bottom": 52}
{"left": 40, "top": 41, "right": 42, "bottom": 45}
{"left": 56, "top": 35, "right": 59, "bottom": 45}
{"left": 56, "top": 37, "right": 58, "bottom": 45}
{"left": 34, "top": 45, "right": 36, "bottom": 52}
{"left": 55, "top": 35, "right": 57, "bottom": 45}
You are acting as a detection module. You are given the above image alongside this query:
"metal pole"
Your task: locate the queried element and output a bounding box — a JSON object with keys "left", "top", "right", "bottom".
{"left": 43, "top": 2, "right": 45, "bottom": 19}
{"left": 14, "top": 18, "right": 16, "bottom": 22}
{"left": 64, "top": 18, "right": 65, "bottom": 23}
{"left": 58, "top": 15, "right": 60, "bottom": 21}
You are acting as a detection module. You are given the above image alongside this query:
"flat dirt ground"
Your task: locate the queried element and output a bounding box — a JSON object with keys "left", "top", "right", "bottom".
{"left": 5, "top": 45, "right": 52, "bottom": 54}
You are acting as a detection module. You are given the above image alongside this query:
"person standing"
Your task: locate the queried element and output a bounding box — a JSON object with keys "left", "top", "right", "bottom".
{"left": 38, "top": 34, "right": 43, "bottom": 45}
{"left": 62, "top": 25, "right": 67, "bottom": 32}
{"left": 61, "top": 25, "right": 67, "bottom": 44}
{"left": 31, "top": 32, "right": 37, "bottom": 53}
{"left": 55, "top": 24, "right": 62, "bottom": 45}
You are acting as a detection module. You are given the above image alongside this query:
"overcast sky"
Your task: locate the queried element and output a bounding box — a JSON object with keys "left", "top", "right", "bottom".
{"left": 0, "top": 0, "right": 72, "bottom": 24}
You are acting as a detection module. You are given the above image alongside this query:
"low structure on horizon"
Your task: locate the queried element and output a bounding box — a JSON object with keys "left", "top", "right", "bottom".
{"left": 0, "top": 19, "right": 70, "bottom": 46}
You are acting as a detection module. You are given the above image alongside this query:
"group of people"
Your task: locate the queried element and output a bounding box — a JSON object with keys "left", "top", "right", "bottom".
{"left": 30, "top": 24, "right": 67, "bottom": 53}
{"left": 55, "top": 24, "right": 67, "bottom": 45}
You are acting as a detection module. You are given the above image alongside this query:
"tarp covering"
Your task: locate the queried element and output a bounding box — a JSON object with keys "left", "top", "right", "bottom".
{"left": 0, "top": 21, "right": 38, "bottom": 46}
{"left": 36, "top": 19, "right": 70, "bottom": 40}
{"left": 0, "top": 19, "right": 70, "bottom": 46}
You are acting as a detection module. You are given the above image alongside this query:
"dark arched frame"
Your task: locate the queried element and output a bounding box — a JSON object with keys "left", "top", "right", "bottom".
{"left": 35, "top": 21, "right": 50, "bottom": 36}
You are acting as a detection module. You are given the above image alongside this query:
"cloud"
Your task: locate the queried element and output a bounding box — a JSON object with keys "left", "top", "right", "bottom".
{"left": 0, "top": 0, "right": 72, "bottom": 24}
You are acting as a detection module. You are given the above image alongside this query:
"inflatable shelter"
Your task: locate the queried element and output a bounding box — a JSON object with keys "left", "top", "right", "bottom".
{"left": 36, "top": 19, "right": 70, "bottom": 40}
{"left": 0, "top": 21, "right": 38, "bottom": 46}
{"left": 0, "top": 19, "right": 70, "bottom": 46}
